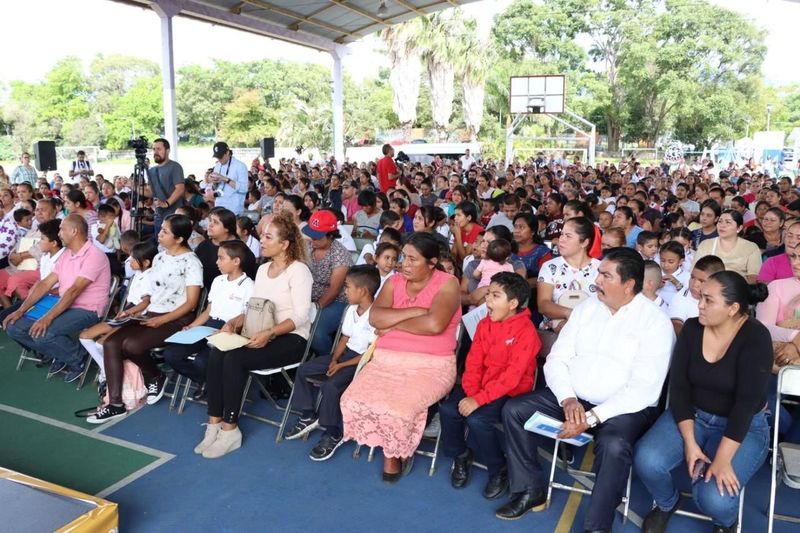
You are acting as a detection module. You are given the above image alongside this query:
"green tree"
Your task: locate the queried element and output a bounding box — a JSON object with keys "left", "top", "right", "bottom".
{"left": 219, "top": 89, "right": 279, "bottom": 146}
{"left": 103, "top": 76, "right": 164, "bottom": 149}
{"left": 37, "top": 56, "right": 91, "bottom": 136}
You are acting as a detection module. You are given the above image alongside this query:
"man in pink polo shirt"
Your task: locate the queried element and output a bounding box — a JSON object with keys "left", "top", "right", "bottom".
{"left": 4, "top": 214, "right": 110, "bottom": 383}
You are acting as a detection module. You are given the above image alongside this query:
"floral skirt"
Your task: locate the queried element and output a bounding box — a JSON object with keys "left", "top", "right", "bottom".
{"left": 341, "top": 348, "right": 456, "bottom": 458}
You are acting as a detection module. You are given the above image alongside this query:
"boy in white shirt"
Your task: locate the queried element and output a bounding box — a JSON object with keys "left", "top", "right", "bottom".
{"left": 669, "top": 255, "right": 725, "bottom": 335}
{"left": 285, "top": 264, "right": 379, "bottom": 461}
{"left": 642, "top": 260, "right": 669, "bottom": 315}
{"left": 163, "top": 240, "right": 255, "bottom": 395}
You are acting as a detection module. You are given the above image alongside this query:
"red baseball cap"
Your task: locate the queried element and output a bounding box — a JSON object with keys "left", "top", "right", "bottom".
{"left": 302, "top": 210, "right": 339, "bottom": 239}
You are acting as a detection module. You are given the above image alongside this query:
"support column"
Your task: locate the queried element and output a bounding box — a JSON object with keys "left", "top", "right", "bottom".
{"left": 331, "top": 49, "right": 345, "bottom": 165}
{"left": 152, "top": 0, "right": 180, "bottom": 160}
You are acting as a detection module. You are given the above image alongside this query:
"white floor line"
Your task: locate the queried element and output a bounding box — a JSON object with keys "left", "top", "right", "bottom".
{"left": 95, "top": 454, "right": 173, "bottom": 498}
{"left": 538, "top": 447, "right": 644, "bottom": 528}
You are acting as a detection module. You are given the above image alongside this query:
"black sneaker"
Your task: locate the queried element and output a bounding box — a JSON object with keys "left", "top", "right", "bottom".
{"left": 47, "top": 360, "right": 66, "bottom": 378}
{"left": 309, "top": 433, "right": 343, "bottom": 461}
{"left": 191, "top": 383, "right": 207, "bottom": 401}
{"left": 285, "top": 416, "right": 320, "bottom": 440}
{"left": 86, "top": 404, "right": 127, "bottom": 424}
{"left": 146, "top": 374, "right": 167, "bottom": 405}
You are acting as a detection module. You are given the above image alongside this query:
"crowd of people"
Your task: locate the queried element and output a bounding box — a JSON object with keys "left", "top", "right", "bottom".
{"left": 2, "top": 142, "right": 800, "bottom": 532}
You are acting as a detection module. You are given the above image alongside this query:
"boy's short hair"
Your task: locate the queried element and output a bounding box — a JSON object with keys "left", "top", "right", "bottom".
{"left": 636, "top": 230, "right": 658, "bottom": 247}
{"left": 120, "top": 230, "right": 140, "bottom": 248}
{"left": 37, "top": 219, "right": 61, "bottom": 245}
{"left": 97, "top": 203, "right": 116, "bottom": 216}
{"left": 357, "top": 190, "right": 377, "bottom": 207}
{"left": 220, "top": 239, "right": 251, "bottom": 267}
{"left": 130, "top": 240, "right": 158, "bottom": 268}
{"left": 346, "top": 264, "right": 381, "bottom": 298}
{"left": 379, "top": 210, "right": 402, "bottom": 227}
{"left": 489, "top": 272, "right": 529, "bottom": 310}
{"left": 379, "top": 227, "right": 402, "bottom": 245}
{"left": 13, "top": 208, "right": 32, "bottom": 224}
{"left": 643, "top": 260, "right": 662, "bottom": 283}
{"left": 660, "top": 240, "right": 686, "bottom": 259}
{"left": 694, "top": 255, "right": 725, "bottom": 274}
{"left": 375, "top": 242, "right": 400, "bottom": 260}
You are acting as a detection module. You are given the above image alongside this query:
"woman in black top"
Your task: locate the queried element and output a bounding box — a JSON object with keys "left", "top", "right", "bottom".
{"left": 194, "top": 207, "right": 257, "bottom": 289}
{"left": 634, "top": 271, "right": 771, "bottom": 533}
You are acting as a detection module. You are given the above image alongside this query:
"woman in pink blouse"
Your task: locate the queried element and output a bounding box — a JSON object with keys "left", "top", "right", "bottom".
{"left": 341, "top": 232, "right": 462, "bottom": 483}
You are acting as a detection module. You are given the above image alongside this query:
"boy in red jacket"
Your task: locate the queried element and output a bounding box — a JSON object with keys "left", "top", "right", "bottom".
{"left": 439, "top": 272, "right": 541, "bottom": 500}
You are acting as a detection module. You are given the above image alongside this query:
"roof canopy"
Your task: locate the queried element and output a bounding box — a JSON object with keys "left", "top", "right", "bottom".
{"left": 112, "top": 0, "right": 478, "bottom": 52}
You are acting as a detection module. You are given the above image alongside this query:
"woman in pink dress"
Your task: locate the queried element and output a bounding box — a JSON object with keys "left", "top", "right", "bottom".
{"left": 341, "top": 232, "right": 462, "bottom": 483}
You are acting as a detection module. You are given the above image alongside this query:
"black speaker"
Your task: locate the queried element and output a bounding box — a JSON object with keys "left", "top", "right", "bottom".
{"left": 33, "top": 141, "right": 57, "bottom": 171}
{"left": 260, "top": 137, "right": 275, "bottom": 159}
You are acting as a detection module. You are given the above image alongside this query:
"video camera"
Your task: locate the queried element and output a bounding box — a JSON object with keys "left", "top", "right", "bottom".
{"left": 128, "top": 136, "right": 149, "bottom": 161}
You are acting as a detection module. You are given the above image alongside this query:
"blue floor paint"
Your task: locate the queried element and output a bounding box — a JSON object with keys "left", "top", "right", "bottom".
{"left": 97, "top": 396, "right": 800, "bottom": 532}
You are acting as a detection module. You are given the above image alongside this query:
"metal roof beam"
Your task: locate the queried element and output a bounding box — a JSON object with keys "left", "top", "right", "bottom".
{"left": 240, "top": 0, "right": 363, "bottom": 39}
{"left": 327, "top": 0, "right": 390, "bottom": 27}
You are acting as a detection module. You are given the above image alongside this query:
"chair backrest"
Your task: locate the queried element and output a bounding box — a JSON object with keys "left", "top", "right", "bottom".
{"left": 778, "top": 365, "right": 800, "bottom": 397}
{"left": 195, "top": 286, "right": 209, "bottom": 318}
{"left": 101, "top": 276, "right": 120, "bottom": 320}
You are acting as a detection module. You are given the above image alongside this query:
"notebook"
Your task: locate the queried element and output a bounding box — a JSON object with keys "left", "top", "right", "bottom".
{"left": 24, "top": 295, "right": 60, "bottom": 321}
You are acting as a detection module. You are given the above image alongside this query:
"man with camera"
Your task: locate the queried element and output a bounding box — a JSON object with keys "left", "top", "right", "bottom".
{"left": 207, "top": 142, "right": 248, "bottom": 216}
{"left": 69, "top": 150, "right": 94, "bottom": 180}
{"left": 146, "top": 138, "right": 185, "bottom": 238}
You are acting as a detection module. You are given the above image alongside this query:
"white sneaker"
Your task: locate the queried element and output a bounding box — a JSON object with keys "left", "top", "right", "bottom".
{"left": 194, "top": 423, "right": 221, "bottom": 455}
{"left": 202, "top": 427, "right": 242, "bottom": 459}
{"left": 423, "top": 413, "right": 441, "bottom": 438}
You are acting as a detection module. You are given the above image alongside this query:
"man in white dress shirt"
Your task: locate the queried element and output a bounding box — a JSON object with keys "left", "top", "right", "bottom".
{"left": 209, "top": 142, "right": 249, "bottom": 216}
{"left": 496, "top": 247, "right": 675, "bottom": 532}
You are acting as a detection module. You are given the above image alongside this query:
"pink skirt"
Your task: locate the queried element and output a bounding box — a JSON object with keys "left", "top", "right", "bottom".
{"left": 341, "top": 348, "right": 456, "bottom": 458}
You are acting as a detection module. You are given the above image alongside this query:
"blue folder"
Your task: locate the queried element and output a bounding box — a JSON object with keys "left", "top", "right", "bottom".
{"left": 24, "top": 295, "right": 61, "bottom": 320}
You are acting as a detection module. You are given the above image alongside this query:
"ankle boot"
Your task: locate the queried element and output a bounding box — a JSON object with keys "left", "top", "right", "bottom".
{"left": 194, "top": 422, "right": 221, "bottom": 455}
{"left": 202, "top": 426, "right": 242, "bottom": 459}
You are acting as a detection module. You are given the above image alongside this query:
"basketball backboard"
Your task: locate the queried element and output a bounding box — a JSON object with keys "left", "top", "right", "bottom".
{"left": 509, "top": 75, "right": 565, "bottom": 114}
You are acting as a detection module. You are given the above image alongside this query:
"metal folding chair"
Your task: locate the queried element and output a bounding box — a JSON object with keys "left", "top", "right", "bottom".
{"left": 768, "top": 364, "right": 800, "bottom": 533}
{"left": 76, "top": 275, "right": 121, "bottom": 390}
{"left": 238, "top": 303, "right": 321, "bottom": 443}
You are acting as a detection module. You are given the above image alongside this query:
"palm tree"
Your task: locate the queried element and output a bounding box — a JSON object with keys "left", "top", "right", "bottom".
{"left": 455, "top": 18, "right": 494, "bottom": 142}
{"left": 420, "top": 12, "right": 462, "bottom": 142}
{"left": 381, "top": 20, "right": 424, "bottom": 142}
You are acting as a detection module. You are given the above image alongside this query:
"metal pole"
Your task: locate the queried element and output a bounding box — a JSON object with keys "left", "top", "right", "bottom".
{"left": 331, "top": 49, "right": 345, "bottom": 164}
{"left": 152, "top": 0, "right": 180, "bottom": 160}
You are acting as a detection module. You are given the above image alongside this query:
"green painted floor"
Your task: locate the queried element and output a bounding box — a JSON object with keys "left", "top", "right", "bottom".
{"left": 0, "top": 410, "right": 159, "bottom": 495}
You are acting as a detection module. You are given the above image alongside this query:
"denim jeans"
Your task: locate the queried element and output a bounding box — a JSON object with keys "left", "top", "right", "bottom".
{"left": 310, "top": 300, "right": 348, "bottom": 357}
{"left": 634, "top": 408, "right": 770, "bottom": 527}
{"left": 7, "top": 308, "right": 100, "bottom": 368}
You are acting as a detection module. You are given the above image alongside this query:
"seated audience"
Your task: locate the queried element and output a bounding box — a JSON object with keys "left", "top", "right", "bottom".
{"left": 758, "top": 219, "right": 800, "bottom": 283}
{"left": 195, "top": 207, "right": 256, "bottom": 290}
{"left": 635, "top": 271, "right": 771, "bottom": 533}
{"left": 694, "top": 210, "right": 761, "bottom": 283}
{"left": 669, "top": 255, "right": 726, "bottom": 335}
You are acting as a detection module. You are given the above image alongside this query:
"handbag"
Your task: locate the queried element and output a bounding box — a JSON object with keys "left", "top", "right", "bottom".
{"left": 550, "top": 290, "right": 589, "bottom": 329}
{"left": 241, "top": 297, "right": 276, "bottom": 339}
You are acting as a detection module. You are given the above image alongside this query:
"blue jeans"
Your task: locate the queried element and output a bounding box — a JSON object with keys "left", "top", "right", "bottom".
{"left": 7, "top": 308, "right": 100, "bottom": 368}
{"left": 310, "top": 301, "right": 348, "bottom": 357}
{"left": 634, "top": 408, "right": 770, "bottom": 527}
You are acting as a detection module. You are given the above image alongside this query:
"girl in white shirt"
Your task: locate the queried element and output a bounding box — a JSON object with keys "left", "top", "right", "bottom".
{"left": 79, "top": 240, "right": 158, "bottom": 385}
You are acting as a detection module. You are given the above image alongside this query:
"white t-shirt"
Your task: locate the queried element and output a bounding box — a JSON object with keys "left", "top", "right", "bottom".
{"left": 341, "top": 303, "right": 376, "bottom": 355}
{"left": 244, "top": 234, "right": 260, "bottom": 260}
{"left": 356, "top": 241, "right": 377, "bottom": 265}
{"left": 147, "top": 251, "right": 204, "bottom": 313}
{"left": 669, "top": 288, "right": 699, "bottom": 324}
{"left": 657, "top": 266, "right": 690, "bottom": 307}
{"left": 126, "top": 269, "right": 154, "bottom": 306}
{"left": 460, "top": 155, "right": 476, "bottom": 170}
{"left": 39, "top": 248, "right": 65, "bottom": 281}
{"left": 207, "top": 272, "right": 255, "bottom": 321}
{"left": 378, "top": 272, "right": 393, "bottom": 295}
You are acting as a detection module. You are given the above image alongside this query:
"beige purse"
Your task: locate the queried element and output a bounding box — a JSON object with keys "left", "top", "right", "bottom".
{"left": 550, "top": 290, "right": 589, "bottom": 329}
{"left": 241, "top": 297, "right": 276, "bottom": 338}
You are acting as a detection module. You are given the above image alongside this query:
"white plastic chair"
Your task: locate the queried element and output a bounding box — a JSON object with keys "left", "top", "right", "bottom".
{"left": 768, "top": 364, "right": 800, "bottom": 533}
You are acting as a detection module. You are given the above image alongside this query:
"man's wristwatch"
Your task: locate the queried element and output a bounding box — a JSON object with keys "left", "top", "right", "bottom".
{"left": 586, "top": 411, "right": 599, "bottom": 428}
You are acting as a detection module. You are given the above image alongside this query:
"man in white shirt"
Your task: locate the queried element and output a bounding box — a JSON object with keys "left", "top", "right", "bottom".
{"left": 668, "top": 255, "right": 724, "bottom": 335}
{"left": 460, "top": 149, "right": 476, "bottom": 171}
{"left": 496, "top": 248, "right": 674, "bottom": 532}
{"left": 69, "top": 150, "right": 94, "bottom": 179}
{"left": 209, "top": 142, "right": 249, "bottom": 216}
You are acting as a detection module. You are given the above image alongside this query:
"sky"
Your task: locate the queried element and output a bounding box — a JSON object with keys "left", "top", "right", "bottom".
{"left": 0, "top": 0, "right": 798, "bottom": 88}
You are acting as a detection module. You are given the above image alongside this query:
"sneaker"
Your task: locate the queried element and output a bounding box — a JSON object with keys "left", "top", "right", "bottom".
{"left": 194, "top": 422, "right": 221, "bottom": 455}
{"left": 202, "top": 427, "right": 242, "bottom": 459}
{"left": 86, "top": 404, "right": 127, "bottom": 424}
{"left": 47, "top": 360, "right": 66, "bottom": 378}
{"left": 146, "top": 374, "right": 167, "bottom": 405}
{"left": 63, "top": 365, "right": 85, "bottom": 384}
{"left": 309, "top": 433, "right": 344, "bottom": 461}
{"left": 423, "top": 412, "right": 441, "bottom": 438}
{"left": 285, "top": 416, "right": 320, "bottom": 440}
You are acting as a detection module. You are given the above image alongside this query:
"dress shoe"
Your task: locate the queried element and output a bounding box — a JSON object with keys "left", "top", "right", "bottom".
{"left": 383, "top": 456, "right": 414, "bottom": 484}
{"left": 642, "top": 498, "right": 682, "bottom": 533}
{"left": 192, "top": 383, "right": 207, "bottom": 401}
{"left": 483, "top": 468, "right": 509, "bottom": 500}
{"left": 451, "top": 449, "right": 473, "bottom": 489}
{"left": 495, "top": 489, "right": 547, "bottom": 520}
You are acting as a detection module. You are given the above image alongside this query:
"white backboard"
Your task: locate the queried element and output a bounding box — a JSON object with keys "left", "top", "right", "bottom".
{"left": 509, "top": 75, "right": 565, "bottom": 114}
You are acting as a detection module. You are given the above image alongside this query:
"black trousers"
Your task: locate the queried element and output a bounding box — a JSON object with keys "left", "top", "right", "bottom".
{"left": 163, "top": 318, "right": 225, "bottom": 384}
{"left": 502, "top": 388, "right": 658, "bottom": 532}
{"left": 206, "top": 333, "right": 306, "bottom": 424}
{"left": 439, "top": 385, "right": 508, "bottom": 476}
{"left": 293, "top": 348, "right": 359, "bottom": 433}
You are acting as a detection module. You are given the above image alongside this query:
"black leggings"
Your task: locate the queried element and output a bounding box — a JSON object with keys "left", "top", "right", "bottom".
{"left": 206, "top": 333, "right": 306, "bottom": 424}
{"left": 104, "top": 312, "right": 194, "bottom": 405}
